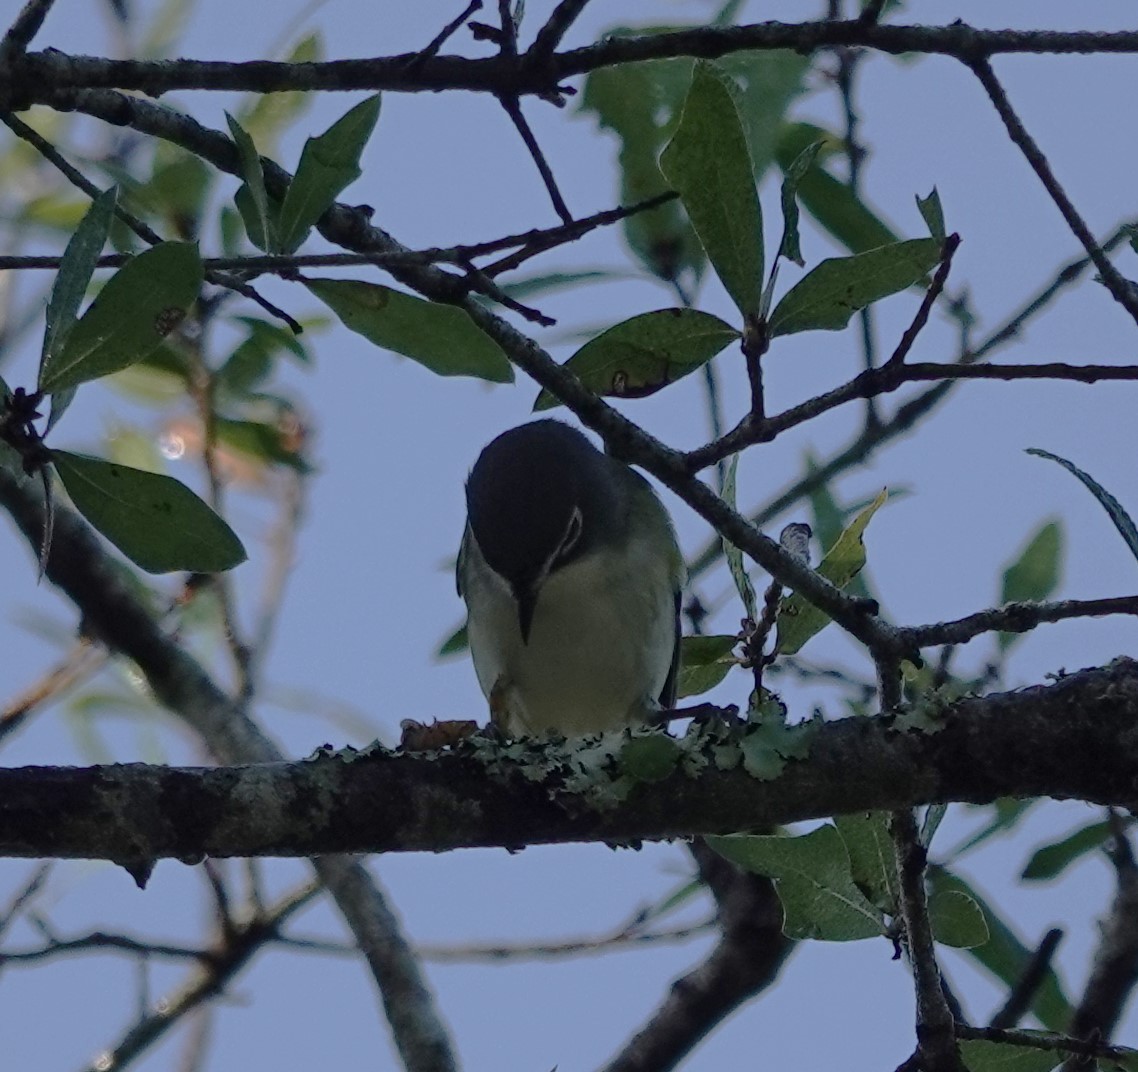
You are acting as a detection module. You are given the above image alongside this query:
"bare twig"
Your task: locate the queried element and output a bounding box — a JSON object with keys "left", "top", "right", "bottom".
{"left": 529, "top": 0, "right": 592, "bottom": 57}
{"left": 406, "top": 0, "right": 482, "bottom": 68}
{"left": 885, "top": 234, "right": 962, "bottom": 367}
{"left": 497, "top": 93, "right": 573, "bottom": 223}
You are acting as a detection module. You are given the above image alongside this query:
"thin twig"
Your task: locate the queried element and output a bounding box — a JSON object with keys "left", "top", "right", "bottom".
{"left": 885, "top": 233, "right": 962, "bottom": 367}
{"left": 529, "top": 0, "right": 592, "bottom": 57}
{"left": 405, "top": 0, "right": 482, "bottom": 69}
{"left": 497, "top": 93, "right": 573, "bottom": 224}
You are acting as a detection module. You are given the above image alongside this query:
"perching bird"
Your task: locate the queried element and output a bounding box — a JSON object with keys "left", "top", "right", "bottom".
{"left": 458, "top": 420, "right": 684, "bottom": 738}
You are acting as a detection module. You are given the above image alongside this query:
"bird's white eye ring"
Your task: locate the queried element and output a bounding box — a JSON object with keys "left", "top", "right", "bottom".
{"left": 555, "top": 506, "right": 583, "bottom": 562}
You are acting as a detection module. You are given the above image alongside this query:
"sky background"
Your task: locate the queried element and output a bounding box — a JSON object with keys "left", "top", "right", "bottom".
{"left": 1, "top": 1, "right": 1138, "bottom": 1070}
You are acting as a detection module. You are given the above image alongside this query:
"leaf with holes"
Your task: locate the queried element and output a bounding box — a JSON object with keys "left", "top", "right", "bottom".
{"left": 52, "top": 450, "right": 245, "bottom": 573}
{"left": 40, "top": 242, "right": 203, "bottom": 394}
{"left": 534, "top": 308, "right": 738, "bottom": 409}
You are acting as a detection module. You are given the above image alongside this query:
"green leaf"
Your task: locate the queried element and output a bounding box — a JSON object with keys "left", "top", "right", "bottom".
{"left": 777, "top": 140, "right": 823, "bottom": 267}
{"left": 947, "top": 799, "right": 1038, "bottom": 859}
{"left": 805, "top": 455, "right": 873, "bottom": 601}
{"left": 1026, "top": 448, "right": 1138, "bottom": 567}
{"left": 929, "top": 865, "right": 1073, "bottom": 1031}
{"left": 721, "top": 454, "right": 758, "bottom": 621}
{"left": 959, "top": 1038, "right": 1062, "bottom": 1072}
{"left": 40, "top": 187, "right": 118, "bottom": 432}
{"left": 533, "top": 308, "right": 738, "bottom": 409}
{"left": 998, "top": 520, "right": 1063, "bottom": 651}
{"left": 917, "top": 188, "right": 946, "bottom": 242}
{"left": 929, "top": 888, "right": 989, "bottom": 948}
{"left": 239, "top": 32, "right": 323, "bottom": 152}
{"left": 676, "top": 634, "right": 738, "bottom": 698}
{"left": 660, "top": 61, "right": 764, "bottom": 317}
{"left": 1022, "top": 819, "right": 1117, "bottom": 882}
{"left": 709, "top": 826, "right": 885, "bottom": 941}
{"left": 622, "top": 734, "right": 682, "bottom": 783}
{"left": 776, "top": 487, "right": 888, "bottom": 655}
{"left": 304, "top": 278, "right": 513, "bottom": 383}
{"left": 218, "top": 317, "right": 309, "bottom": 394}
{"left": 227, "top": 112, "right": 277, "bottom": 252}
{"left": 776, "top": 123, "right": 899, "bottom": 255}
{"left": 769, "top": 238, "right": 941, "bottom": 338}
{"left": 215, "top": 417, "right": 309, "bottom": 472}
{"left": 40, "top": 242, "right": 203, "bottom": 394}
{"left": 834, "top": 811, "right": 898, "bottom": 914}
{"left": 52, "top": 450, "right": 246, "bottom": 574}
{"left": 920, "top": 803, "right": 949, "bottom": 849}
{"left": 436, "top": 620, "right": 469, "bottom": 659}
{"left": 277, "top": 94, "right": 381, "bottom": 254}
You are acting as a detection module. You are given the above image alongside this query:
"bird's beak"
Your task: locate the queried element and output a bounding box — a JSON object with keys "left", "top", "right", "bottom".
{"left": 516, "top": 587, "right": 537, "bottom": 645}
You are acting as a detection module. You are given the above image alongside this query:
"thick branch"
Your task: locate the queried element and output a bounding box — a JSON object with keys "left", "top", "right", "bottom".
{"left": 0, "top": 659, "right": 1136, "bottom": 860}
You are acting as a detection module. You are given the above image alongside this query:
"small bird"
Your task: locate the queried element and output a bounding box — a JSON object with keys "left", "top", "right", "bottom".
{"left": 458, "top": 420, "right": 684, "bottom": 738}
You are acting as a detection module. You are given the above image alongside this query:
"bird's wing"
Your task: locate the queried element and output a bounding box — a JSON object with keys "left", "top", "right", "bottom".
{"left": 659, "top": 589, "right": 682, "bottom": 708}
{"left": 456, "top": 524, "right": 471, "bottom": 597}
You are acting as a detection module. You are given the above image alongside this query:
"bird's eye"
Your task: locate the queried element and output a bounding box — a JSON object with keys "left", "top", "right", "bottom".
{"left": 555, "top": 506, "right": 583, "bottom": 562}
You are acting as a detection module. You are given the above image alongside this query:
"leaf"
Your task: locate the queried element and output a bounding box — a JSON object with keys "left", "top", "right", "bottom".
{"left": 304, "top": 278, "right": 513, "bottom": 383}
{"left": 436, "top": 620, "right": 469, "bottom": 659}
{"left": 40, "top": 242, "right": 203, "bottom": 394}
{"left": 39, "top": 187, "right": 118, "bottom": 432}
{"left": 533, "top": 308, "right": 738, "bottom": 409}
{"left": 1022, "top": 819, "right": 1117, "bottom": 882}
{"left": 768, "top": 238, "right": 941, "bottom": 338}
{"left": 947, "top": 799, "right": 1038, "bottom": 859}
{"left": 1026, "top": 448, "right": 1138, "bottom": 567}
{"left": 776, "top": 123, "right": 899, "bottom": 255}
{"left": 277, "top": 94, "right": 381, "bottom": 254}
{"left": 709, "top": 826, "right": 885, "bottom": 941}
{"left": 52, "top": 450, "right": 246, "bottom": 574}
{"left": 920, "top": 803, "right": 949, "bottom": 850}
{"left": 660, "top": 60, "right": 764, "bottom": 317}
{"left": 721, "top": 454, "right": 758, "bottom": 621}
{"left": 776, "top": 487, "right": 888, "bottom": 655}
{"left": 805, "top": 455, "right": 873, "bottom": 601}
{"left": 777, "top": 140, "right": 823, "bottom": 266}
{"left": 215, "top": 417, "right": 309, "bottom": 472}
{"left": 227, "top": 112, "right": 277, "bottom": 252}
{"left": 958, "top": 1038, "right": 1062, "bottom": 1072}
{"left": 929, "top": 865, "right": 1073, "bottom": 1032}
{"left": 676, "top": 634, "right": 738, "bottom": 698}
{"left": 621, "top": 734, "right": 682, "bottom": 783}
{"left": 998, "top": 520, "right": 1063, "bottom": 651}
{"left": 834, "top": 811, "right": 898, "bottom": 913}
{"left": 239, "top": 32, "right": 324, "bottom": 151}
{"left": 929, "top": 888, "right": 990, "bottom": 948}
{"left": 218, "top": 317, "right": 309, "bottom": 394}
{"left": 917, "top": 188, "right": 946, "bottom": 242}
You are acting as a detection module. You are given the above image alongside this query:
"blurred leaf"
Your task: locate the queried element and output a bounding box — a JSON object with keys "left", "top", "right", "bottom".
{"left": 958, "top": 1038, "right": 1061, "bottom": 1072}
{"left": 928, "top": 865, "right": 1073, "bottom": 1031}
{"left": 1022, "top": 819, "right": 1117, "bottom": 882}
{"left": 948, "top": 799, "right": 1039, "bottom": 858}
{"left": 277, "top": 94, "right": 381, "bottom": 254}
{"left": 777, "top": 139, "right": 823, "bottom": 266}
{"left": 218, "top": 316, "right": 309, "bottom": 394}
{"left": 776, "top": 488, "right": 888, "bottom": 655}
{"left": 40, "top": 187, "right": 117, "bottom": 433}
{"left": 677, "top": 634, "right": 738, "bottom": 698}
{"left": 999, "top": 520, "right": 1063, "bottom": 651}
{"left": 104, "top": 426, "right": 165, "bottom": 473}
{"left": 498, "top": 269, "right": 634, "bottom": 301}
{"left": 834, "top": 811, "right": 897, "bottom": 913}
{"left": 52, "top": 450, "right": 246, "bottom": 574}
{"left": 139, "top": 0, "right": 195, "bottom": 58}
{"left": 579, "top": 54, "right": 703, "bottom": 283}
{"left": 147, "top": 152, "right": 212, "bottom": 237}
{"left": 709, "top": 826, "right": 884, "bottom": 941}
{"left": 534, "top": 308, "right": 738, "bottom": 409}
{"left": 622, "top": 734, "right": 682, "bottom": 783}
{"left": 304, "top": 278, "right": 513, "bottom": 383}
{"left": 917, "top": 188, "right": 946, "bottom": 242}
{"left": 216, "top": 417, "right": 309, "bottom": 472}
{"left": 227, "top": 112, "right": 277, "bottom": 252}
{"left": 661, "top": 61, "right": 763, "bottom": 317}
{"left": 804, "top": 456, "right": 873, "bottom": 601}
{"left": 776, "top": 123, "right": 900, "bottom": 254}
{"left": 240, "top": 32, "right": 324, "bottom": 151}
{"left": 40, "top": 242, "right": 203, "bottom": 393}
{"left": 437, "top": 620, "right": 469, "bottom": 659}
{"left": 1027, "top": 448, "right": 1138, "bottom": 567}
{"left": 721, "top": 454, "right": 758, "bottom": 620}
{"left": 928, "top": 888, "right": 989, "bottom": 948}
{"left": 769, "top": 239, "right": 941, "bottom": 337}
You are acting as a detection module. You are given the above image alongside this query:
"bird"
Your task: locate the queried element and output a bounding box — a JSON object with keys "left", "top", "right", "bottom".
{"left": 458, "top": 420, "right": 684, "bottom": 738}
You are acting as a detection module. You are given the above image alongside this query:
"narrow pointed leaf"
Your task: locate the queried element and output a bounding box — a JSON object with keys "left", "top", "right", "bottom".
{"left": 52, "top": 450, "right": 245, "bottom": 574}
{"left": 534, "top": 308, "right": 738, "bottom": 409}
{"left": 40, "top": 242, "right": 203, "bottom": 393}
{"left": 227, "top": 112, "right": 277, "bottom": 251}
{"left": 998, "top": 520, "right": 1063, "bottom": 650}
{"left": 721, "top": 454, "right": 758, "bottom": 621}
{"left": 776, "top": 488, "right": 888, "bottom": 654}
{"left": 1026, "top": 448, "right": 1138, "bottom": 566}
{"left": 709, "top": 826, "right": 885, "bottom": 941}
{"left": 304, "top": 278, "right": 513, "bottom": 383}
{"left": 660, "top": 61, "right": 763, "bottom": 316}
{"left": 778, "top": 140, "right": 823, "bottom": 266}
{"left": 437, "top": 620, "right": 469, "bottom": 659}
{"left": 1022, "top": 819, "right": 1119, "bottom": 882}
{"left": 917, "top": 187, "right": 946, "bottom": 241}
{"left": 769, "top": 238, "right": 941, "bottom": 338}
{"left": 277, "top": 94, "right": 381, "bottom": 254}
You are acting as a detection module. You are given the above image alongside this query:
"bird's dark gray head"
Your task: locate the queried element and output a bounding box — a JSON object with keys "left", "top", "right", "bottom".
{"left": 466, "top": 421, "right": 619, "bottom": 638}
